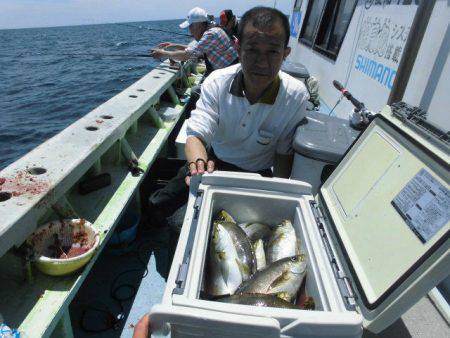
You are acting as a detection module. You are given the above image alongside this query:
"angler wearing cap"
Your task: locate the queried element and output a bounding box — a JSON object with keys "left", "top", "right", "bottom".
{"left": 150, "top": 7, "right": 238, "bottom": 76}
{"left": 220, "top": 9, "right": 239, "bottom": 41}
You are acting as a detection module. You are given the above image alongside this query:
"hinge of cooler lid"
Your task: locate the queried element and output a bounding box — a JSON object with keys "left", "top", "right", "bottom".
{"left": 310, "top": 201, "right": 357, "bottom": 310}
{"left": 173, "top": 191, "right": 203, "bottom": 295}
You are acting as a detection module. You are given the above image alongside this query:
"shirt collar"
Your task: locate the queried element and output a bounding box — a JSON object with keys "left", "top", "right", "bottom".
{"left": 229, "top": 70, "right": 280, "bottom": 105}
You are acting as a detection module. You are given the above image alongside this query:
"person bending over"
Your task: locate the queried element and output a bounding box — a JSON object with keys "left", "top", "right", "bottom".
{"left": 219, "top": 9, "right": 239, "bottom": 41}
{"left": 151, "top": 7, "right": 238, "bottom": 76}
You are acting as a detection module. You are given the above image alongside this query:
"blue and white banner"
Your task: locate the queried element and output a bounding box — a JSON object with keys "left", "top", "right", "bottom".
{"left": 290, "top": 11, "right": 302, "bottom": 37}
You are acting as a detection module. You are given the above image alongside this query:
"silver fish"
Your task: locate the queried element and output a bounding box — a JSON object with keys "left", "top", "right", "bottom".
{"left": 215, "top": 210, "right": 236, "bottom": 223}
{"left": 205, "top": 254, "right": 229, "bottom": 296}
{"left": 217, "top": 294, "right": 298, "bottom": 309}
{"left": 207, "top": 221, "right": 256, "bottom": 296}
{"left": 236, "top": 255, "right": 307, "bottom": 302}
{"left": 253, "top": 239, "right": 266, "bottom": 271}
{"left": 267, "top": 220, "right": 298, "bottom": 264}
{"left": 239, "top": 222, "right": 271, "bottom": 242}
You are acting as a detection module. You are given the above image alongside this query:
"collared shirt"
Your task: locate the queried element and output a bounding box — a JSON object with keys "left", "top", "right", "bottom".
{"left": 185, "top": 27, "right": 238, "bottom": 70}
{"left": 186, "top": 64, "right": 309, "bottom": 171}
{"left": 186, "top": 40, "right": 202, "bottom": 58}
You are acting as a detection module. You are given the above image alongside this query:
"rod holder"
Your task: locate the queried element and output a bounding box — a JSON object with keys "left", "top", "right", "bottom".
{"left": 120, "top": 138, "right": 138, "bottom": 164}
{"left": 167, "top": 85, "right": 180, "bottom": 105}
{"left": 147, "top": 106, "right": 165, "bottom": 128}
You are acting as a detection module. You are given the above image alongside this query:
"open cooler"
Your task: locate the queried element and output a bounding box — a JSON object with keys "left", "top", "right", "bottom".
{"left": 150, "top": 106, "right": 450, "bottom": 338}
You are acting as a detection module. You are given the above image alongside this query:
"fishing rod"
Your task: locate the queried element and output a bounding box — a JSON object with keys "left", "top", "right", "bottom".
{"left": 116, "top": 22, "right": 191, "bottom": 37}
{"left": 59, "top": 52, "right": 153, "bottom": 58}
{"left": 0, "top": 53, "right": 153, "bottom": 59}
{"left": 332, "top": 80, "right": 374, "bottom": 130}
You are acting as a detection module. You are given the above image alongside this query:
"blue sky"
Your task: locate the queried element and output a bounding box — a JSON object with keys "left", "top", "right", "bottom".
{"left": 0, "top": 0, "right": 294, "bottom": 29}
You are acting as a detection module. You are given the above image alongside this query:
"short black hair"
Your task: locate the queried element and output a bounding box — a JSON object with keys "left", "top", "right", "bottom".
{"left": 238, "top": 7, "right": 290, "bottom": 47}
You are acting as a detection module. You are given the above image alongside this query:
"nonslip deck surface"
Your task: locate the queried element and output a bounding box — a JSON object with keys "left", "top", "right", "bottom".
{"left": 69, "top": 224, "right": 449, "bottom": 338}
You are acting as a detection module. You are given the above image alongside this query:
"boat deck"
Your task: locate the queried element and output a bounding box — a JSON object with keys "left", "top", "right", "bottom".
{"left": 69, "top": 222, "right": 450, "bottom": 338}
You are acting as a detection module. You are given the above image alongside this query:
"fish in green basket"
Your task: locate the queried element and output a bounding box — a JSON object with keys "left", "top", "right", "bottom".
{"left": 267, "top": 220, "right": 298, "bottom": 263}
{"left": 236, "top": 255, "right": 307, "bottom": 302}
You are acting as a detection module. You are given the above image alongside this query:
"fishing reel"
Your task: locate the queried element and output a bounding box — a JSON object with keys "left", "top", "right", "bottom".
{"left": 333, "top": 80, "right": 374, "bottom": 130}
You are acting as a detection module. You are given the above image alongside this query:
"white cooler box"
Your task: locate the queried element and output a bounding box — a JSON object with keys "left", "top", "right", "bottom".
{"left": 150, "top": 107, "right": 450, "bottom": 338}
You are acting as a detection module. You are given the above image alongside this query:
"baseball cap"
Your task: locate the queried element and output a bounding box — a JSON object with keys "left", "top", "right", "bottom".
{"left": 179, "top": 7, "right": 209, "bottom": 29}
{"left": 220, "top": 9, "right": 234, "bottom": 26}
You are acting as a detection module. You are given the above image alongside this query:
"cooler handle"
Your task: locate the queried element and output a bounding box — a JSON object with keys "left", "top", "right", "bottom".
{"left": 202, "top": 172, "right": 312, "bottom": 196}
{"left": 208, "top": 171, "right": 262, "bottom": 178}
{"left": 149, "top": 304, "right": 281, "bottom": 337}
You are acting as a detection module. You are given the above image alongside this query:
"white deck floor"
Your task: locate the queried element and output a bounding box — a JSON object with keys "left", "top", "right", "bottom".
{"left": 69, "top": 227, "right": 450, "bottom": 338}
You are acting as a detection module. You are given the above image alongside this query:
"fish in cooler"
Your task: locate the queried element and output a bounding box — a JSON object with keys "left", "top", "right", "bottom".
{"left": 217, "top": 293, "right": 298, "bottom": 309}
{"left": 267, "top": 220, "right": 298, "bottom": 264}
{"left": 207, "top": 221, "right": 256, "bottom": 295}
{"left": 239, "top": 222, "right": 271, "bottom": 242}
{"left": 253, "top": 239, "right": 266, "bottom": 271}
{"left": 215, "top": 210, "right": 236, "bottom": 223}
{"left": 236, "top": 255, "right": 307, "bottom": 302}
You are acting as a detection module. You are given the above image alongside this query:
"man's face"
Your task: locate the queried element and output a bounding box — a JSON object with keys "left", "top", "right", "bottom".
{"left": 239, "top": 21, "right": 290, "bottom": 91}
{"left": 189, "top": 22, "right": 205, "bottom": 41}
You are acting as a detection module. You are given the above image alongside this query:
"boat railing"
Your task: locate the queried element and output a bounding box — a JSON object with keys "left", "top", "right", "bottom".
{"left": 0, "top": 59, "right": 201, "bottom": 337}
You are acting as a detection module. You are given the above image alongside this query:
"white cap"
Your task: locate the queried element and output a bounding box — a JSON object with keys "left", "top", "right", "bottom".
{"left": 179, "top": 7, "right": 208, "bottom": 29}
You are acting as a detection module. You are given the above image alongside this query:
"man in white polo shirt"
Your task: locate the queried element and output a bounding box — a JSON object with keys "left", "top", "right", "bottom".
{"left": 185, "top": 6, "right": 309, "bottom": 183}
{"left": 147, "top": 8, "right": 309, "bottom": 271}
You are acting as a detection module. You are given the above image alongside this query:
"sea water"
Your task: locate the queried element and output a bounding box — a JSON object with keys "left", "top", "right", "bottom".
{"left": 0, "top": 20, "right": 191, "bottom": 170}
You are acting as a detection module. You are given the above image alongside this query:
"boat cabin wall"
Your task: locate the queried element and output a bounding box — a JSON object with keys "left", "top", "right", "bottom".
{"left": 287, "top": 0, "right": 449, "bottom": 129}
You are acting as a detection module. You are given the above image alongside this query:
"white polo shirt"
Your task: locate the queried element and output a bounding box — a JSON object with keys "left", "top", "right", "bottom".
{"left": 186, "top": 64, "right": 309, "bottom": 172}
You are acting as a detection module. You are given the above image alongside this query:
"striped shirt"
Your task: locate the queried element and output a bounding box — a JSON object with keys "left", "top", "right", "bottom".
{"left": 186, "top": 27, "right": 238, "bottom": 70}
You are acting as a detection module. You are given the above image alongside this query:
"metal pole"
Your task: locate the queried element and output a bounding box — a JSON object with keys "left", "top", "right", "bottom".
{"left": 388, "top": 0, "right": 437, "bottom": 104}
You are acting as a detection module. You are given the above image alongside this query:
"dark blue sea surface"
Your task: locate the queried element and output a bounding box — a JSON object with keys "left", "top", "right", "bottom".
{"left": 0, "top": 20, "right": 191, "bottom": 170}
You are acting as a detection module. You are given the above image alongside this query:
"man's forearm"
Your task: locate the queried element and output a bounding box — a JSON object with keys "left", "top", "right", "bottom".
{"left": 185, "top": 136, "right": 209, "bottom": 163}
{"left": 162, "top": 50, "right": 191, "bottom": 61}
{"left": 170, "top": 44, "right": 188, "bottom": 50}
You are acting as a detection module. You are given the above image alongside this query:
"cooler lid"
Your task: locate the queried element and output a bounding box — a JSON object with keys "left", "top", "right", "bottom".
{"left": 293, "top": 112, "right": 360, "bottom": 163}
{"left": 319, "top": 105, "right": 450, "bottom": 331}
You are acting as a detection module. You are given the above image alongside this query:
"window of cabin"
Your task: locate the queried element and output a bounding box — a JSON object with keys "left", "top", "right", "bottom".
{"left": 299, "top": 0, "right": 327, "bottom": 47}
{"left": 299, "top": 0, "right": 358, "bottom": 60}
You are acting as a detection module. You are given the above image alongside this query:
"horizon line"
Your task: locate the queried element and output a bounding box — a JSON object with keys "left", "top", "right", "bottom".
{"left": 0, "top": 18, "right": 187, "bottom": 31}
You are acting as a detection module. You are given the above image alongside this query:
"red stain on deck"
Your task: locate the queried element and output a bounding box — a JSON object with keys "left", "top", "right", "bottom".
{"left": 95, "top": 119, "right": 104, "bottom": 124}
{"left": 0, "top": 171, "right": 49, "bottom": 198}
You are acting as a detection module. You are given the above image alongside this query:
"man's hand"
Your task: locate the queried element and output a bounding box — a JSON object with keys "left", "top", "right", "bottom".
{"left": 185, "top": 158, "right": 215, "bottom": 186}
{"left": 149, "top": 48, "right": 166, "bottom": 59}
{"left": 185, "top": 136, "right": 213, "bottom": 185}
{"left": 132, "top": 314, "right": 151, "bottom": 338}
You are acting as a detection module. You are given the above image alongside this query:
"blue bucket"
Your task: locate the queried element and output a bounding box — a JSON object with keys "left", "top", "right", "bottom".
{"left": 109, "top": 208, "right": 140, "bottom": 245}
